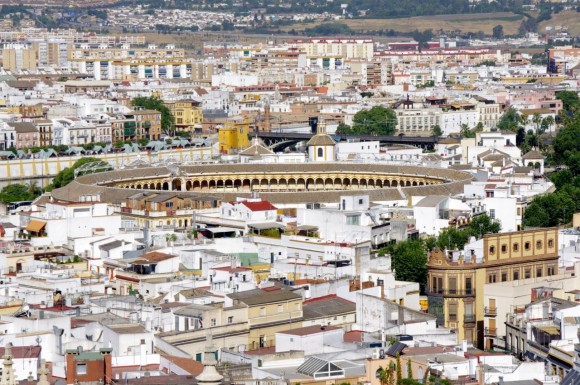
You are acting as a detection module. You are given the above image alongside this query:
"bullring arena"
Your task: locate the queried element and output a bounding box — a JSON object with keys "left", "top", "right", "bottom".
{"left": 51, "top": 163, "right": 474, "bottom": 205}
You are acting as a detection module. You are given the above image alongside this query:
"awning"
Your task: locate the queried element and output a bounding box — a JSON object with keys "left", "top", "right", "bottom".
{"left": 205, "top": 227, "right": 239, "bottom": 233}
{"left": 249, "top": 222, "right": 286, "bottom": 230}
{"left": 297, "top": 225, "right": 319, "bottom": 231}
{"left": 25, "top": 220, "right": 46, "bottom": 233}
{"left": 536, "top": 325, "right": 560, "bottom": 335}
{"left": 547, "top": 354, "right": 572, "bottom": 370}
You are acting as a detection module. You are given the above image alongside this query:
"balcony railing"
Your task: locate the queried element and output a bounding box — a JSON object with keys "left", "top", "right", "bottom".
{"left": 427, "top": 288, "right": 476, "bottom": 297}
{"left": 484, "top": 307, "right": 497, "bottom": 316}
{"left": 484, "top": 327, "right": 497, "bottom": 336}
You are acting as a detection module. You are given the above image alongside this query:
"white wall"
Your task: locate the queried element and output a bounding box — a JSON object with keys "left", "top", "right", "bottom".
{"left": 275, "top": 328, "right": 344, "bottom": 355}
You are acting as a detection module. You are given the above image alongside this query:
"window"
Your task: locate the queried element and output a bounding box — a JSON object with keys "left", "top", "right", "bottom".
{"left": 358, "top": 199, "right": 363, "bottom": 205}
{"left": 513, "top": 271, "right": 519, "bottom": 280}
{"left": 548, "top": 239, "right": 554, "bottom": 248}
{"left": 448, "top": 303, "right": 457, "bottom": 321}
{"left": 525, "top": 242, "right": 531, "bottom": 251}
{"left": 525, "top": 269, "right": 531, "bottom": 279}
{"left": 278, "top": 305, "right": 283, "bottom": 313}
{"left": 228, "top": 316, "right": 233, "bottom": 324}
{"left": 465, "top": 278, "right": 472, "bottom": 294}
{"left": 513, "top": 243, "right": 519, "bottom": 252}
{"left": 536, "top": 267, "right": 542, "bottom": 278}
{"left": 465, "top": 302, "right": 473, "bottom": 318}
{"left": 490, "top": 209, "right": 495, "bottom": 219}
{"left": 501, "top": 244, "right": 507, "bottom": 253}
{"left": 317, "top": 148, "right": 323, "bottom": 157}
{"left": 547, "top": 266, "right": 555, "bottom": 276}
{"left": 488, "top": 274, "right": 496, "bottom": 283}
{"left": 76, "top": 363, "right": 87, "bottom": 375}
{"left": 489, "top": 246, "right": 496, "bottom": 255}
{"left": 346, "top": 215, "right": 361, "bottom": 226}
{"left": 501, "top": 272, "right": 507, "bottom": 282}
{"left": 165, "top": 202, "right": 173, "bottom": 208}
{"left": 448, "top": 277, "right": 457, "bottom": 295}
{"left": 536, "top": 241, "right": 543, "bottom": 250}
{"left": 211, "top": 318, "right": 216, "bottom": 327}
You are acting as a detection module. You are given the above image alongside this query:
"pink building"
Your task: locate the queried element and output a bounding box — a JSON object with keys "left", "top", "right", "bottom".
{"left": 509, "top": 90, "right": 563, "bottom": 114}
{"left": 9, "top": 122, "right": 39, "bottom": 149}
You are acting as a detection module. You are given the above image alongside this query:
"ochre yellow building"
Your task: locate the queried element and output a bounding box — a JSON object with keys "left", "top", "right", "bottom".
{"left": 165, "top": 100, "right": 203, "bottom": 134}
{"left": 229, "top": 288, "right": 303, "bottom": 350}
{"left": 427, "top": 228, "right": 559, "bottom": 349}
{"left": 218, "top": 117, "right": 250, "bottom": 154}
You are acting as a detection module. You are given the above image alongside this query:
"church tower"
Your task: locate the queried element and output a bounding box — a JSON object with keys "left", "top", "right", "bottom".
{"left": 0, "top": 343, "right": 17, "bottom": 385}
{"left": 306, "top": 118, "right": 336, "bottom": 162}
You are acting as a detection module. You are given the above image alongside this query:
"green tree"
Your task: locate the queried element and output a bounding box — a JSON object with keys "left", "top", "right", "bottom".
{"left": 492, "top": 24, "right": 504, "bottom": 39}
{"left": 437, "top": 214, "right": 500, "bottom": 250}
{"left": 406, "top": 359, "right": 413, "bottom": 380}
{"left": 377, "top": 366, "right": 394, "bottom": 385}
{"left": 0, "top": 183, "right": 39, "bottom": 203}
{"left": 396, "top": 354, "right": 403, "bottom": 385}
{"left": 46, "top": 157, "right": 111, "bottom": 191}
{"left": 431, "top": 125, "right": 443, "bottom": 137}
{"left": 386, "top": 239, "right": 428, "bottom": 291}
{"left": 26, "top": 180, "right": 41, "bottom": 196}
{"left": 497, "top": 107, "right": 523, "bottom": 132}
{"left": 523, "top": 113, "right": 580, "bottom": 227}
{"left": 351, "top": 106, "right": 397, "bottom": 135}
{"left": 401, "top": 380, "right": 422, "bottom": 385}
{"left": 556, "top": 90, "right": 580, "bottom": 114}
{"left": 532, "top": 112, "right": 542, "bottom": 133}
{"left": 469, "top": 214, "right": 502, "bottom": 237}
{"left": 132, "top": 96, "right": 175, "bottom": 135}
{"left": 336, "top": 123, "right": 353, "bottom": 135}
{"left": 523, "top": 191, "right": 576, "bottom": 227}
{"left": 553, "top": 119, "right": 580, "bottom": 165}
{"left": 460, "top": 123, "right": 476, "bottom": 138}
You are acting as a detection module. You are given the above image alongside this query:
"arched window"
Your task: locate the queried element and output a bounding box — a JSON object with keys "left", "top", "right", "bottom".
{"left": 317, "top": 148, "right": 323, "bottom": 157}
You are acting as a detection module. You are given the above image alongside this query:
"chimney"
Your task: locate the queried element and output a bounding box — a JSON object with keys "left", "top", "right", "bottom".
{"left": 65, "top": 350, "right": 77, "bottom": 385}
{"left": 101, "top": 349, "right": 113, "bottom": 385}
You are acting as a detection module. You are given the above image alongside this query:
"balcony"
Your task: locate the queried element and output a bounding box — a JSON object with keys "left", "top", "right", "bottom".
{"left": 484, "top": 327, "right": 497, "bottom": 336}
{"left": 464, "top": 314, "right": 476, "bottom": 323}
{"left": 124, "top": 129, "right": 136, "bottom": 136}
{"left": 484, "top": 307, "right": 497, "bottom": 317}
{"left": 427, "top": 288, "right": 476, "bottom": 297}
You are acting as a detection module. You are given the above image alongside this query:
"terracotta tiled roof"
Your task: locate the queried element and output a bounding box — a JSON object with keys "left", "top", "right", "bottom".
{"left": 241, "top": 200, "right": 277, "bottom": 211}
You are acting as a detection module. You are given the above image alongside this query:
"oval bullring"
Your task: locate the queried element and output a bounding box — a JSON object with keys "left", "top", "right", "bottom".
{"left": 51, "top": 163, "right": 474, "bottom": 205}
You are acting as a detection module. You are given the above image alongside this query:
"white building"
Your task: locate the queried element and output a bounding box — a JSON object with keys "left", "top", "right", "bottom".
{"left": 335, "top": 140, "right": 380, "bottom": 161}
{"left": 412, "top": 195, "right": 472, "bottom": 236}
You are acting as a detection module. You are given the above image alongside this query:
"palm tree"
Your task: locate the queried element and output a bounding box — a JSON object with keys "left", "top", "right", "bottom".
{"left": 431, "top": 125, "right": 443, "bottom": 137}
{"left": 377, "top": 364, "right": 395, "bottom": 385}
{"left": 543, "top": 115, "right": 555, "bottom": 134}
{"left": 377, "top": 366, "right": 389, "bottom": 385}
{"left": 26, "top": 180, "right": 40, "bottom": 196}
{"left": 532, "top": 112, "right": 542, "bottom": 134}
